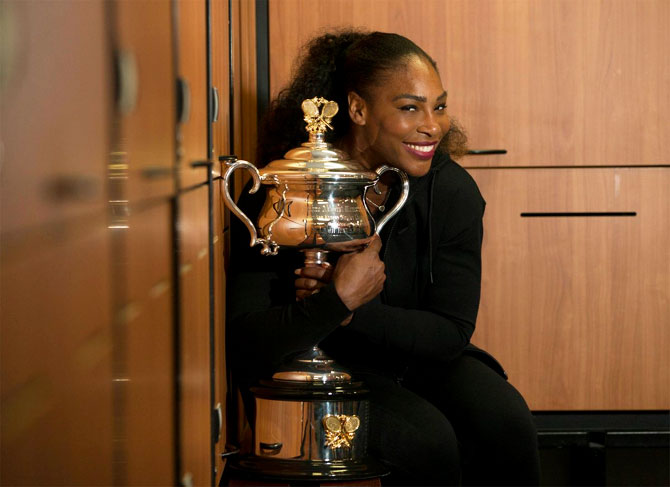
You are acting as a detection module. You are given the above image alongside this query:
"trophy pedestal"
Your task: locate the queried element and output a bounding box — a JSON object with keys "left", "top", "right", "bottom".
{"left": 228, "top": 378, "right": 387, "bottom": 482}
{"left": 227, "top": 348, "right": 386, "bottom": 481}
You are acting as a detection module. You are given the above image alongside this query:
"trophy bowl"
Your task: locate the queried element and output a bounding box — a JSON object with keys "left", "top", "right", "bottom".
{"left": 221, "top": 97, "right": 409, "bottom": 261}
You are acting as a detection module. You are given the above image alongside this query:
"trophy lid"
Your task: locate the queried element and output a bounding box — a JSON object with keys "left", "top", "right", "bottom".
{"left": 260, "top": 97, "right": 377, "bottom": 180}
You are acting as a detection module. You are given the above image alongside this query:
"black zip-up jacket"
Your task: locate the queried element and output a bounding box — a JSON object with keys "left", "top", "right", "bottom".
{"left": 227, "top": 152, "right": 505, "bottom": 390}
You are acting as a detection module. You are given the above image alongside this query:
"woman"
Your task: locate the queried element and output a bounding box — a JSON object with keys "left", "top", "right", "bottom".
{"left": 228, "top": 31, "right": 540, "bottom": 485}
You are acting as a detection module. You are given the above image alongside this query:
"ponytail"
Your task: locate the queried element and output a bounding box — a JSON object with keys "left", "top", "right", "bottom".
{"left": 257, "top": 30, "right": 366, "bottom": 167}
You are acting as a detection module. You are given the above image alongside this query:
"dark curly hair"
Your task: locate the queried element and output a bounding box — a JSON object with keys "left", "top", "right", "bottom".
{"left": 257, "top": 30, "right": 468, "bottom": 167}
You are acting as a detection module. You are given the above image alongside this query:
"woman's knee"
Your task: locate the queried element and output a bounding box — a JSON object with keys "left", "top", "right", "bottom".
{"left": 364, "top": 378, "right": 461, "bottom": 484}
{"left": 371, "top": 412, "right": 461, "bottom": 485}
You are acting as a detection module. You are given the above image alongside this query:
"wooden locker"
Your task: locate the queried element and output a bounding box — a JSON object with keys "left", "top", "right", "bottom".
{"left": 210, "top": 2, "right": 232, "bottom": 478}
{"left": 0, "top": 0, "right": 109, "bottom": 235}
{"left": 123, "top": 202, "right": 176, "bottom": 486}
{"left": 176, "top": 0, "right": 210, "bottom": 188}
{"left": 213, "top": 177, "right": 229, "bottom": 483}
{"left": 211, "top": 0, "right": 232, "bottom": 176}
{"left": 178, "top": 185, "right": 212, "bottom": 486}
{"left": 0, "top": 219, "right": 114, "bottom": 485}
{"left": 0, "top": 0, "right": 114, "bottom": 483}
{"left": 468, "top": 167, "right": 670, "bottom": 410}
{"left": 113, "top": 0, "right": 176, "bottom": 203}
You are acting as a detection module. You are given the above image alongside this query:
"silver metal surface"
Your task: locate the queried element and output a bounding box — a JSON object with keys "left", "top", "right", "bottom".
{"left": 372, "top": 165, "right": 410, "bottom": 233}
{"left": 254, "top": 397, "right": 369, "bottom": 462}
{"left": 222, "top": 164, "right": 409, "bottom": 254}
{"left": 272, "top": 346, "right": 351, "bottom": 382}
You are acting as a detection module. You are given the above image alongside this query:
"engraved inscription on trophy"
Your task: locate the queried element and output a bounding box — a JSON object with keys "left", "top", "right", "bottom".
{"left": 310, "top": 197, "right": 370, "bottom": 241}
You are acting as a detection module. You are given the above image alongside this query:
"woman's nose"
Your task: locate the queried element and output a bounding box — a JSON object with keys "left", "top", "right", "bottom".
{"left": 418, "top": 114, "right": 442, "bottom": 137}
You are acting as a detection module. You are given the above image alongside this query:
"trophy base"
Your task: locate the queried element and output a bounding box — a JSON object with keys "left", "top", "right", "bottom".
{"left": 244, "top": 367, "right": 387, "bottom": 483}
{"left": 226, "top": 455, "right": 389, "bottom": 482}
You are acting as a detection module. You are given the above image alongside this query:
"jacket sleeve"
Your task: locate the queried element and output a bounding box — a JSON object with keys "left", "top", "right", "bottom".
{"left": 345, "top": 168, "right": 484, "bottom": 364}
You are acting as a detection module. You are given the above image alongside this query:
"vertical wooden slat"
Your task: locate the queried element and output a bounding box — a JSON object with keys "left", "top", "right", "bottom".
{"left": 178, "top": 185, "right": 212, "bottom": 486}
{"left": 114, "top": 0, "right": 176, "bottom": 203}
{"left": 124, "top": 203, "right": 176, "bottom": 485}
{"left": 177, "top": 0, "right": 209, "bottom": 187}
{"left": 0, "top": 1, "right": 114, "bottom": 484}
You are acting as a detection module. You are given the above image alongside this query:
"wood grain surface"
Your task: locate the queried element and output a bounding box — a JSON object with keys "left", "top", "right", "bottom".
{"left": 469, "top": 167, "right": 670, "bottom": 410}
{"left": 115, "top": 0, "right": 176, "bottom": 201}
{"left": 177, "top": 0, "right": 209, "bottom": 188}
{"left": 179, "top": 185, "right": 212, "bottom": 485}
{"left": 268, "top": 0, "right": 670, "bottom": 168}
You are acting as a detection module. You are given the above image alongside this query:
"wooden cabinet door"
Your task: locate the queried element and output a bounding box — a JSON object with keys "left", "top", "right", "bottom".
{"left": 213, "top": 178, "right": 229, "bottom": 483}
{"left": 211, "top": 0, "right": 232, "bottom": 177}
{"left": 178, "top": 185, "right": 212, "bottom": 486}
{"left": 0, "top": 1, "right": 114, "bottom": 483}
{"left": 1, "top": 0, "right": 110, "bottom": 235}
{"left": 176, "top": 0, "right": 209, "bottom": 188}
{"left": 0, "top": 218, "right": 114, "bottom": 485}
{"left": 123, "top": 202, "right": 176, "bottom": 485}
{"left": 468, "top": 167, "right": 670, "bottom": 410}
{"left": 114, "top": 0, "right": 176, "bottom": 202}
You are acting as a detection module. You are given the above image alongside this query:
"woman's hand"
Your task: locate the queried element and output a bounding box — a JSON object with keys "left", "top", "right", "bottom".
{"left": 294, "top": 236, "right": 385, "bottom": 320}
{"left": 332, "top": 235, "right": 385, "bottom": 311}
{"left": 294, "top": 264, "right": 333, "bottom": 301}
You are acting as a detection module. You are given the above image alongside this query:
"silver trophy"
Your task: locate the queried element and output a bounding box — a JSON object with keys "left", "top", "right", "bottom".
{"left": 221, "top": 97, "right": 408, "bottom": 480}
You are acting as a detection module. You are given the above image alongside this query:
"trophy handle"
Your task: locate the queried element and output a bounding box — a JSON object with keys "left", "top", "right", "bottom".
{"left": 372, "top": 165, "right": 410, "bottom": 234}
{"left": 221, "top": 159, "right": 279, "bottom": 255}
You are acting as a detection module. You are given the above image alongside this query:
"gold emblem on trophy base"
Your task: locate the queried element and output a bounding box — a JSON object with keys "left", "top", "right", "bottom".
{"left": 322, "top": 414, "right": 361, "bottom": 449}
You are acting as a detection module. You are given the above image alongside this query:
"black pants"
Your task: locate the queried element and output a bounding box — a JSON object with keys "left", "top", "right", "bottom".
{"left": 357, "top": 354, "right": 540, "bottom": 486}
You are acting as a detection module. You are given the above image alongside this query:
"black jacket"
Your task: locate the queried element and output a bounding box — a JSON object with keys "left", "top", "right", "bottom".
{"left": 227, "top": 152, "right": 505, "bottom": 389}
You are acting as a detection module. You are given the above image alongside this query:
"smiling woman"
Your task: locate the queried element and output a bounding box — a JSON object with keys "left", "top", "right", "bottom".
{"left": 228, "top": 30, "right": 539, "bottom": 485}
{"left": 345, "top": 56, "right": 449, "bottom": 177}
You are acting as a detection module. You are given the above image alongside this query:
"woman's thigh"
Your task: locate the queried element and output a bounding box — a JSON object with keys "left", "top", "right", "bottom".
{"left": 404, "top": 354, "right": 540, "bottom": 486}
{"left": 357, "top": 372, "right": 461, "bottom": 486}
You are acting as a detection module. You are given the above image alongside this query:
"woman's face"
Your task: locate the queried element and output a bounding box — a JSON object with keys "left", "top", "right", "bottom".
{"left": 353, "top": 56, "right": 450, "bottom": 178}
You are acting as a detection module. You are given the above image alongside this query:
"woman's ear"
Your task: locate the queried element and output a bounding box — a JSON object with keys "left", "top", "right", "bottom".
{"left": 348, "top": 92, "right": 367, "bottom": 126}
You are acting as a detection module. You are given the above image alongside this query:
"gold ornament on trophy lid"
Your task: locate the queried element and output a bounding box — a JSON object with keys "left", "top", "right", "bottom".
{"left": 301, "top": 97, "right": 339, "bottom": 136}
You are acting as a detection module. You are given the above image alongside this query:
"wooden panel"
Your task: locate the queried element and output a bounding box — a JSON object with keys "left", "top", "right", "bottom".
{"left": 0, "top": 217, "right": 114, "bottom": 485}
{"left": 267, "top": 0, "right": 670, "bottom": 167}
{"left": 211, "top": 0, "right": 232, "bottom": 177}
{"left": 212, "top": 2, "right": 231, "bottom": 481}
{"left": 468, "top": 167, "right": 670, "bottom": 410}
{"left": 1, "top": 0, "right": 110, "bottom": 234}
{"left": 177, "top": 0, "right": 209, "bottom": 187}
{"left": 178, "top": 186, "right": 211, "bottom": 485}
{"left": 231, "top": 0, "right": 257, "bottom": 166}
{"left": 213, "top": 179, "right": 228, "bottom": 483}
{"left": 123, "top": 202, "right": 175, "bottom": 485}
{"left": 114, "top": 0, "right": 176, "bottom": 201}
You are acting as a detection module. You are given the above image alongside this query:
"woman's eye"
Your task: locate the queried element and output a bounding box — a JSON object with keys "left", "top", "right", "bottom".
{"left": 399, "top": 105, "right": 417, "bottom": 112}
{"left": 435, "top": 104, "right": 447, "bottom": 111}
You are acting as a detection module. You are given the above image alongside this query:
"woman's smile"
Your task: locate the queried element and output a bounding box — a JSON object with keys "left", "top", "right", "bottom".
{"left": 403, "top": 141, "right": 439, "bottom": 159}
